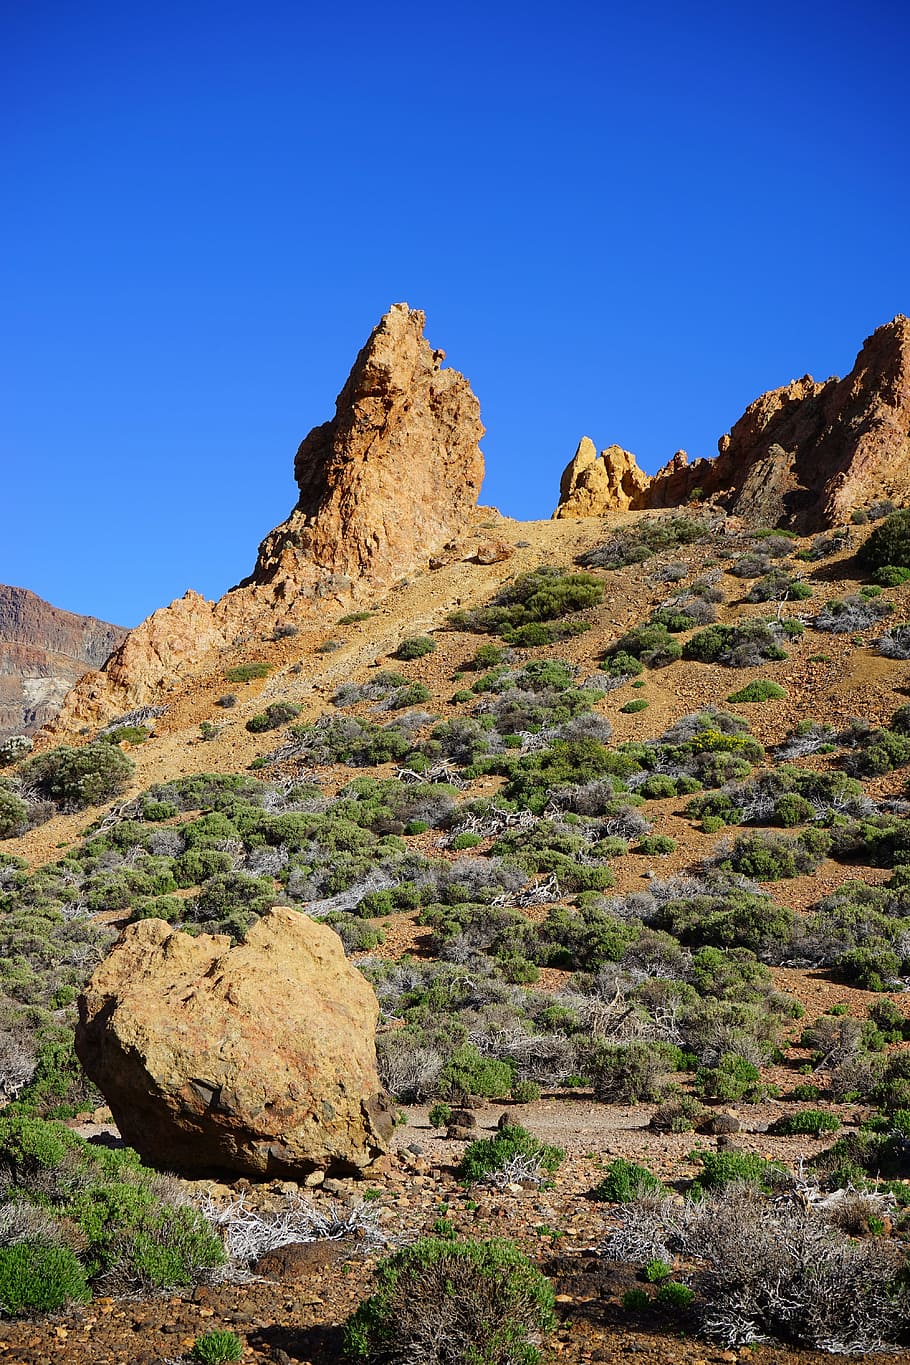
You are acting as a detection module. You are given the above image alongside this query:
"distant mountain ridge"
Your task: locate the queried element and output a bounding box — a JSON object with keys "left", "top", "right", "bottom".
{"left": 0, "top": 585, "right": 126, "bottom": 737}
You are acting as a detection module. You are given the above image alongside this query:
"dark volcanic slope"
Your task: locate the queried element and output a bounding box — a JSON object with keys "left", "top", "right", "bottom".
{"left": 0, "top": 585, "right": 127, "bottom": 736}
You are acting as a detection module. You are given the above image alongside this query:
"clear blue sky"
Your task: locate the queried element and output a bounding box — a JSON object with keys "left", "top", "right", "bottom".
{"left": 2, "top": 0, "right": 908, "bottom": 627}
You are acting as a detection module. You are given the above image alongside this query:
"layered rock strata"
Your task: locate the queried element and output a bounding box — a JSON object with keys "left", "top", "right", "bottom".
{"left": 0, "top": 585, "right": 125, "bottom": 737}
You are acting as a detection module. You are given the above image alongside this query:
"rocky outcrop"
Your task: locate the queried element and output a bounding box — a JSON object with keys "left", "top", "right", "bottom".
{"left": 47, "top": 305, "right": 485, "bottom": 731}
{"left": 555, "top": 438, "right": 655, "bottom": 518}
{"left": 248, "top": 302, "right": 484, "bottom": 592}
{"left": 0, "top": 586, "right": 126, "bottom": 737}
{"left": 75, "top": 908, "right": 394, "bottom": 1178}
{"left": 553, "top": 315, "right": 910, "bottom": 530}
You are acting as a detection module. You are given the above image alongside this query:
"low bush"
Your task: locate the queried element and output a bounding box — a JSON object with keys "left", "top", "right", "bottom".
{"left": 224, "top": 662, "right": 271, "bottom": 683}
{"left": 769, "top": 1110, "right": 841, "bottom": 1136}
{"left": 620, "top": 698, "right": 649, "bottom": 713}
{"left": 636, "top": 835, "right": 676, "bottom": 855}
{"left": 813, "top": 595, "right": 892, "bottom": 634}
{"left": 395, "top": 636, "right": 437, "bottom": 660}
{"left": 604, "top": 623, "right": 681, "bottom": 671}
{"left": 245, "top": 701, "right": 301, "bottom": 733}
{"left": 872, "top": 565, "right": 910, "bottom": 587}
{"left": 17, "top": 743, "right": 134, "bottom": 813}
{"left": 689, "top": 1148, "right": 785, "bottom": 1193}
{"left": 438, "top": 1045, "right": 513, "bottom": 1103}
{"left": 344, "top": 1236, "right": 556, "bottom": 1365}
{"left": 579, "top": 515, "right": 712, "bottom": 570}
{"left": 876, "top": 623, "right": 910, "bottom": 660}
{"left": 190, "top": 1331, "right": 244, "bottom": 1363}
{"left": 694, "top": 1053, "right": 764, "bottom": 1102}
{"left": 0, "top": 1242, "right": 90, "bottom": 1314}
{"left": 585, "top": 1040, "right": 681, "bottom": 1103}
{"left": 589, "top": 1158, "right": 663, "bottom": 1202}
{"left": 458, "top": 1124, "right": 564, "bottom": 1185}
{"left": 726, "top": 680, "right": 786, "bottom": 703}
{"left": 450, "top": 567, "right": 603, "bottom": 646}
{"left": 857, "top": 507, "right": 910, "bottom": 571}
{"left": 683, "top": 619, "right": 795, "bottom": 668}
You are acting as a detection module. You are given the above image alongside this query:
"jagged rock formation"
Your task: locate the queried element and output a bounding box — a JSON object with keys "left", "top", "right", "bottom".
{"left": 75, "top": 908, "right": 395, "bottom": 1178}
{"left": 47, "top": 304, "right": 485, "bottom": 731}
{"left": 0, "top": 586, "right": 126, "bottom": 737}
{"left": 554, "top": 315, "right": 910, "bottom": 529}
{"left": 248, "top": 302, "right": 484, "bottom": 591}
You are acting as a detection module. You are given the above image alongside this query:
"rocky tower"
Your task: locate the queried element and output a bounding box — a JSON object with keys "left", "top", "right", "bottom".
{"left": 249, "top": 302, "right": 484, "bottom": 590}
{"left": 47, "top": 304, "right": 485, "bottom": 730}
{"left": 554, "top": 314, "right": 910, "bottom": 529}
{"left": 0, "top": 586, "right": 126, "bottom": 737}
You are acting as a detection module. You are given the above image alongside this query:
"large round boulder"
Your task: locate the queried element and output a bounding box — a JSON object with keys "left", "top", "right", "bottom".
{"left": 75, "top": 907, "right": 394, "bottom": 1178}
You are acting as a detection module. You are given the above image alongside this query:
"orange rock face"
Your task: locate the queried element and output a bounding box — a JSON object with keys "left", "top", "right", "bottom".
{"left": 553, "top": 314, "right": 910, "bottom": 530}
{"left": 249, "top": 302, "right": 484, "bottom": 591}
{"left": 75, "top": 908, "right": 394, "bottom": 1178}
{"left": 47, "top": 304, "right": 485, "bottom": 730}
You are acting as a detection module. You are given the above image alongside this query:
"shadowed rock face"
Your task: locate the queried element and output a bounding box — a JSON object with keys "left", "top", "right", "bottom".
{"left": 46, "top": 303, "right": 485, "bottom": 731}
{"left": 0, "top": 585, "right": 126, "bottom": 737}
{"left": 554, "top": 314, "right": 910, "bottom": 530}
{"left": 75, "top": 908, "right": 395, "bottom": 1178}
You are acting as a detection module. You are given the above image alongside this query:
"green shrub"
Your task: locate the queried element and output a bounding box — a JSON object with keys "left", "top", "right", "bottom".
{"left": 586, "top": 1040, "right": 681, "bottom": 1103}
{"left": 428, "top": 1103, "right": 452, "bottom": 1129}
{"left": 873, "top": 565, "right": 910, "bottom": 587}
{"left": 589, "top": 1158, "right": 663, "bottom": 1202}
{"left": 579, "top": 515, "right": 711, "bottom": 570}
{"left": 643, "top": 1257, "right": 673, "bottom": 1283}
{"left": 450, "top": 567, "right": 604, "bottom": 645}
{"left": 338, "top": 611, "right": 374, "bottom": 625}
{"left": 438, "top": 1044, "right": 513, "bottom": 1102}
{"left": 727, "top": 680, "right": 787, "bottom": 703}
{"left": 17, "top": 742, "right": 135, "bottom": 811}
{"left": 0, "top": 785, "right": 29, "bottom": 838}
{"left": 389, "top": 681, "right": 432, "bottom": 709}
{"left": 344, "top": 1236, "right": 556, "bottom": 1365}
{"left": 510, "top": 1080, "right": 541, "bottom": 1104}
{"left": 245, "top": 701, "right": 301, "bottom": 732}
{"left": 656, "top": 1281, "right": 695, "bottom": 1310}
{"left": 224, "top": 662, "right": 271, "bottom": 683}
{"left": 457, "top": 1125, "right": 563, "bottom": 1184}
{"left": 190, "top": 1330, "right": 244, "bottom": 1363}
{"left": 620, "top": 698, "right": 649, "bottom": 713}
{"left": 683, "top": 619, "right": 791, "bottom": 668}
{"left": 635, "top": 834, "right": 676, "bottom": 855}
{"left": 857, "top": 508, "right": 910, "bottom": 571}
{"left": 395, "top": 636, "right": 437, "bottom": 660}
{"left": 690, "top": 1147, "right": 785, "bottom": 1193}
{"left": 622, "top": 1287, "right": 651, "bottom": 1311}
{"left": 769, "top": 1110, "right": 841, "bottom": 1136}
{"left": 694, "top": 1053, "right": 763, "bottom": 1102}
{"left": 605, "top": 623, "right": 681, "bottom": 670}
{"left": 0, "top": 1243, "right": 90, "bottom": 1314}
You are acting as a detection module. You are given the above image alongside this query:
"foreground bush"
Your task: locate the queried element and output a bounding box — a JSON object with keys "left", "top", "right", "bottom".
{"left": 344, "top": 1236, "right": 556, "bottom": 1364}
{"left": 17, "top": 742, "right": 134, "bottom": 812}
{"left": 0, "top": 1242, "right": 90, "bottom": 1314}
{"left": 458, "top": 1125, "right": 564, "bottom": 1186}
{"left": 0, "top": 1114, "right": 224, "bottom": 1296}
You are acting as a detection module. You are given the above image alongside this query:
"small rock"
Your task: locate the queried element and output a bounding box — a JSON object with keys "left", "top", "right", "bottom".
{"left": 449, "top": 1109, "right": 476, "bottom": 1128}
{"left": 474, "top": 539, "right": 514, "bottom": 564}
{"left": 252, "top": 1240, "right": 343, "bottom": 1281}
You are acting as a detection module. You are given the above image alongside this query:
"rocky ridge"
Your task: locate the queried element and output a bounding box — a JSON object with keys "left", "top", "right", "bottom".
{"left": 46, "top": 303, "right": 484, "bottom": 733}
{"left": 555, "top": 313, "right": 910, "bottom": 529}
{"left": 0, "top": 585, "right": 126, "bottom": 737}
